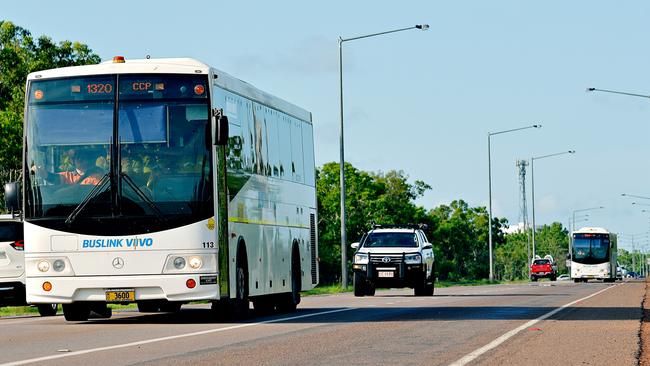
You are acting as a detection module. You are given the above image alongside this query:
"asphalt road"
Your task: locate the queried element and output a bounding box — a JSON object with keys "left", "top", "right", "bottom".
{"left": 0, "top": 280, "right": 644, "bottom": 366}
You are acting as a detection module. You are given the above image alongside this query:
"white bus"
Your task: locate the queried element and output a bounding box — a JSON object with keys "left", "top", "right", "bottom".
{"left": 570, "top": 227, "right": 617, "bottom": 283}
{"left": 5, "top": 57, "right": 318, "bottom": 321}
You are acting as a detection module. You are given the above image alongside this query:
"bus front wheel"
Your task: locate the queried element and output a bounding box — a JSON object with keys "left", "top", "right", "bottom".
{"left": 231, "top": 250, "right": 249, "bottom": 319}
{"left": 62, "top": 303, "right": 90, "bottom": 321}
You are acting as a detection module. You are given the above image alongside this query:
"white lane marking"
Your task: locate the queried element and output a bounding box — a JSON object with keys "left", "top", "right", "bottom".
{"left": 448, "top": 284, "right": 619, "bottom": 366}
{"left": 0, "top": 307, "right": 359, "bottom": 366}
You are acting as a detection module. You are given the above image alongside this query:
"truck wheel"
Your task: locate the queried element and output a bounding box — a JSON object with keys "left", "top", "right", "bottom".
{"left": 37, "top": 303, "right": 58, "bottom": 317}
{"left": 423, "top": 277, "right": 434, "bottom": 296}
{"left": 414, "top": 273, "right": 427, "bottom": 296}
{"left": 366, "top": 284, "right": 376, "bottom": 296}
{"left": 354, "top": 272, "right": 366, "bottom": 297}
{"left": 62, "top": 303, "right": 90, "bottom": 321}
{"left": 531, "top": 276, "right": 538, "bottom": 282}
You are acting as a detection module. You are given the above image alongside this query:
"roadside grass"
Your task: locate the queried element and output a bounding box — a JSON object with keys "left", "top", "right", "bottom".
{"left": 303, "top": 285, "right": 351, "bottom": 296}
{"left": 0, "top": 306, "right": 40, "bottom": 317}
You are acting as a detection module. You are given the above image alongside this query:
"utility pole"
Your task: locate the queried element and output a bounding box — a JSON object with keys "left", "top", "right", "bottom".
{"left": 516, "top": 159, "right": 531, "bottom": 277}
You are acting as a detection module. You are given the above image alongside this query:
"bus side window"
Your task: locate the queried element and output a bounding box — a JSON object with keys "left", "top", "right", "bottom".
{"left": 266, "top": 108, "right": 280, "bottom": 177}
{"left": 290, "top": 117, "right": 304, "bottom": 183}
{"left": 278, "top": 115, "right": 291, "bottom": 179}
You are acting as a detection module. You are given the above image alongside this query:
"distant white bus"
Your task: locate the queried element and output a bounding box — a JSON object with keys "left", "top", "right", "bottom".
{"left": 7, "top": 57, "right": 318, "bottom": 321}
{"left": 570, "top": 227, "right": 617, "bottom": 283}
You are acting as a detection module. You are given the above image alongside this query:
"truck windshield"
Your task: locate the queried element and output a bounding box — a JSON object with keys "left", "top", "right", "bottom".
{"left": 533, "top": 260, "right": 550, "bottom": 266}
{"left": 24, "top": 74, "right": 213, "bottom": 235}
{"left": 572, "top": 233, "right": 610, "bottom": 265}
{"left": 363, "top": 232, "right": 418, "bottom": 248}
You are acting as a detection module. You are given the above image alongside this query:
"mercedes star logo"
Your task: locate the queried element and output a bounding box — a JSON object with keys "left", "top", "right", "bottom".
{"left": 112, "top": 257, "right": 124, "bottom": 269}
{"left": 382, "top": 257, "right": 391, "bottom": 263}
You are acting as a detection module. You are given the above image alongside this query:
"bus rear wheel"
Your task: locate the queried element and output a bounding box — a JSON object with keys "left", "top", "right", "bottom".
{"left": 62, "top": 303, "right": 90, "bottom": 321}
{"left": 277, "top": 249, "right": 301, "bottom": 313}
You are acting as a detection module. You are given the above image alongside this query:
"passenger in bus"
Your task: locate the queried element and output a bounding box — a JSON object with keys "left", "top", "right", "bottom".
{"left": 57, "top": 150, "right": 105, "bottom": 185}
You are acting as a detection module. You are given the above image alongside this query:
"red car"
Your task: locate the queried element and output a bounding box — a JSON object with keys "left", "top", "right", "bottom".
{"left": 530, "top": 257, "right": 557, "bottom": 281}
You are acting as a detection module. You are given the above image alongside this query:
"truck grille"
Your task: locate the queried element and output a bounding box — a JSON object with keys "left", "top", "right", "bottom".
{"left": 369, "top": 254, "right": 404, "bottom": 264}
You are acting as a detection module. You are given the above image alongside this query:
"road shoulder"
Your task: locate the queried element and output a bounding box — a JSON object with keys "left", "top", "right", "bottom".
{"left": 477, "top": 282, "right": 644, "bottom": 366}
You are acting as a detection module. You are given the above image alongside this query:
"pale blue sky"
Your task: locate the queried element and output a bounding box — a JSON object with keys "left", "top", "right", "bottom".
{"left": 5, "top": 1, "right": 650, "bottom": 249}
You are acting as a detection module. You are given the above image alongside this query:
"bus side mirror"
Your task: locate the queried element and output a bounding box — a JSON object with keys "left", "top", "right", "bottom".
{"left": 212, "top": 109, "right": 229, "bottom": 146}
{"left": 4, "top": 182, "right": 20, "bottom": 212}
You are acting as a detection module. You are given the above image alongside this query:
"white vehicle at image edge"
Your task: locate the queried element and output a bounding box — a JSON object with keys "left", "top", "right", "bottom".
{"left": 0, "top": 214, "right": 58, "bottom": 316}
{"left": 351, "top": 224, "right": 434, "bottom": 296}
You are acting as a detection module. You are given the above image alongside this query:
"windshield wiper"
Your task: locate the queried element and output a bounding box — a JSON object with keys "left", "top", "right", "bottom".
{"left": 120, "top": 172, "right": 166, "bottom": 222}
{"left": 65, "top": 173, "right": 111, "bottom": 226}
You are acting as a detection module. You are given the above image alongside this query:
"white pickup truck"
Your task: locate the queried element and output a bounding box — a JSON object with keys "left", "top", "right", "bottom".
{"left": 351, "top": 224, "right": 434, "bottom": 297}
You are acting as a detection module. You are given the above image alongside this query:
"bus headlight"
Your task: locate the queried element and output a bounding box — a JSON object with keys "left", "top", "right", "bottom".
{"left": 28, "top": 257, "right": 74, "bottom": 277}
{"left": 189, "top": 256, "right": 203, "bottom": 269}
{"left": 37, "top": 260, "right": 50, "bottom": 272}
{"left": 163, "top": 254, "right": 216, "bottom": 274}
{"left": 52, "top": 259, "right": 66, "bottom": 272}
{"left": 173, "top": 257, "right": 186, "bottom": 269}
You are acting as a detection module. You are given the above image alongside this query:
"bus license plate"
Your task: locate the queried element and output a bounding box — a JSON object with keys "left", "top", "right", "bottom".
{"left": 105, "top": 289, "right": 135, "bottom": 302}
{"left": 378, "top": 271, "right": 394, "bottom": 278}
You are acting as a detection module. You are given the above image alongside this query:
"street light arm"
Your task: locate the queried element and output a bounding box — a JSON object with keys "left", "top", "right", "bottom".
{"left": 572, "top": 206, "right": 604, "bottom": 214}
{"left": 489, "top": 124, "right": 541, "bottom": 137}
{"left": 341, "top": 24, "right": 429, "bottom": 43}
{"left": 532, "top": 150, "right": 575, "bottom": 161}
{"left": 622, "top": 193, "right": 650, "bottom": 200}
{"left": 587, "top": 87, "right": 650, "bottom": 99}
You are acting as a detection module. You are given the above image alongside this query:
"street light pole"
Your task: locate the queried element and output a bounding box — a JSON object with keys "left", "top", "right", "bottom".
{"left": 338, "top": 24, "right": 429, "bottom": 288}
{"left": 487, "top": 124, "right": 541, "bottom": 281}
{"left": 530, "top": 150, "right": 575, "bottom": 259}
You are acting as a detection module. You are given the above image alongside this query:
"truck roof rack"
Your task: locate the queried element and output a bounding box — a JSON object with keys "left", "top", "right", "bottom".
{"left": 371, "top": 223, "right": 428, "bottom": 231}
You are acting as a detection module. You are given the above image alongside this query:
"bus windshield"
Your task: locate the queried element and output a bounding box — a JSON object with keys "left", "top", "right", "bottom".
{"left": 572, "top": 233, "right": 610, "bottom": 264}
{"left": 24, "top": 74, "right": 213, "bottom": 235}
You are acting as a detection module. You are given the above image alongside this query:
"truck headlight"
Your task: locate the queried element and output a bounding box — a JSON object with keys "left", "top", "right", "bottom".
{"left": 405, "top": 254, "right": 422, "bottom": 264}
{"left": 354, "top": 253, "right": 368, "bottom": 265}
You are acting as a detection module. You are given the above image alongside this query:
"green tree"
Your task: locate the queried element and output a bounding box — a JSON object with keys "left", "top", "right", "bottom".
{"left": 496, "top": 231, "right": 529, "bottom": 280}
{"left": 428, "top": 200, "right": 506, "bottom": 281}
{"left": 0, "top": 20, "right": 101, "bottom": 173}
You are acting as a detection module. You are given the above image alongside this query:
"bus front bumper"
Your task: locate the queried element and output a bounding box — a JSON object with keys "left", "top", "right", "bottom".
{"left": 26, "top": 274, "right": 219, "bottom": 304}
